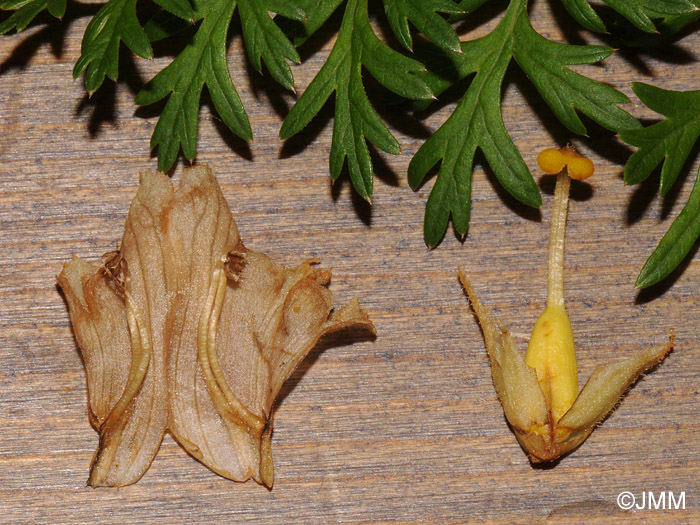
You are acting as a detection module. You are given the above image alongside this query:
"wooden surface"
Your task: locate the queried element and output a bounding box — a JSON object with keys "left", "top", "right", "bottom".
{"left": 1, "top": 2, "right": 699, "bottom": 522}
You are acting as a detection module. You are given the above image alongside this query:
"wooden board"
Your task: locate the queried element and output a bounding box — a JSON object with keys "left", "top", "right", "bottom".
{"left": 1, "top": 2, "right": 699, "bottom": 522}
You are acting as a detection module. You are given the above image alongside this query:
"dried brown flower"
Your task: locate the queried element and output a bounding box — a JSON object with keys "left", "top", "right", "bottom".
{"left": 58, "top": 166, "right": 375, "bottom": 487}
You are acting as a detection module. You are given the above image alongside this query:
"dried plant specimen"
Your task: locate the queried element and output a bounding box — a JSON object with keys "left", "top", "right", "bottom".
{"left": 57, "top": 165, "right": 375, "bottom": 487}
{"left": 459, "top": 147, "right": 673, "bottom": 462}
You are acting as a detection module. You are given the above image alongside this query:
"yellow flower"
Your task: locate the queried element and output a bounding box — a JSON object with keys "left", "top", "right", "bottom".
{"left": 459, "top": 147, "right": 672, "bottom": 462}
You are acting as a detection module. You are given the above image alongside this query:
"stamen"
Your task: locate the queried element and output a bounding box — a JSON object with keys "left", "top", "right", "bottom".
{"left": 547, "top": 172, "right": 570, "bottom": 308}
{"left": 198, "top": 266, "right": 264, "bottom": 433}
{"left": 102, "top": 291, "right": 151, "bottom": 430}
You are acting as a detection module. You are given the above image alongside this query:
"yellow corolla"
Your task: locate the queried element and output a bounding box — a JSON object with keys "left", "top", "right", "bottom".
{"left": 459, "top": 146, "right": 673, "bottom": 462}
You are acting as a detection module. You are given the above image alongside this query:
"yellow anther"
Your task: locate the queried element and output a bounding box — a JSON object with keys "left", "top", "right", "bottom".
{"left": 537, "top": 148, "right": 566, "bottom": 174}
{"left": 566, "top": 155, "right": 594, "bottom": 180}
{"left": 537, "top": 146, "right": 594, "bottom": 180}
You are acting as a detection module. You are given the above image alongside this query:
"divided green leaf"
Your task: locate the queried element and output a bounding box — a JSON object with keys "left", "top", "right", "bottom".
{"left": 621, "top": 0, "right": 700, "bottom": 47}
{"left": 409, "top": 0, "right": 640, "bottom": 247}
{"left": 4, "top": 0, "right": 700, "bottom": 288}
{"left": 236, "top": 0, "right": 305, "bottom": 90}
{"left": 277, "top": 0, "right": 343, "bottom": 47}
{"left": 143, "top": 9, "right": 194, "bottom": 42}
{"left": 135, "top": 0, "right": 251, "bottom": 172}
{"left": 135, "top": 0, "right": 306, "bottom": 172}
{"left": 636, "top": 174, "right": 700, "bottom": 288}
{"left": 455, "top": 0, "right": 490, "bottom": 12}
{"left": 280, "top": 0, "right": 437, "bottom": 200}
{"left": 561, "top": 0, "right": 697, "bottom": 33}
{"left": 383, "top": 0, "right": 463, "bottom": 53}
{"left": 73, "top": 0, "right": 153, "bottom": 94}
{"left": 0, "top": 0, "right": 65, "bottom": 34}
{"left": 620, "top": 83, "right": 700, "bottom": 288}
{"left": 154, "top": 0, "right": 196, "bottom": 22}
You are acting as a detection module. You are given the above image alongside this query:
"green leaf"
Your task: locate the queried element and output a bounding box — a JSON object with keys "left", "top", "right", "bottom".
{"left": 137, "top": 0, "right": 304, "bottom": 171}
{"left": 0, "top": 0, "right": 65, "bottom": 34}
{"left": 153, "top": 0, "right": 196, "bottom": 22}
{"left": 621, "top": 83, "right": 700, "bottom": 195}
{"left": 277, "top": 0, "right": 344, "bottom": 47}
{"left": 409, "top": 28, "right": 540, "bottom": 247}
{"left": 280, "top": 0, "right": 433, "bottom": 200}
{"left": 383, "top": 0, "right": 463, "bottom": 53}
{"left": 561, "top": 0, "right": 696, "bottom": 33}
{"left": 265, "top": 0, "right": 306, "bottom": 20}
{"left": 136, "top": 0, "right": 251, "bottom": 171}
{"left": 236, "top": 0, "right": 304, "bottom": 90}
{"left": 73, "top": 0, "right": 153, "bottom": 94}
{"left": 619, "top": 83, "right": 700, "bottom": 287}
{"left": 144, "top": 9, "right": 193, "bottom": 42}
{"left": 560, "top": 0, "right": 607, "bottom": 33}
{"left": 622, "top": 1, "right": 700, "bottom": 47}
{"left": 605, "top": 0, "right": 695, "bottom": 33}
{"left": 409, "top": 0, "right": 638, "bottom": 247}
{"left": 636, "top": 171, "right": 700, "bottom": 288}
{"left": 512, "top": 19, "right": 640, "bottom": 135}
{"left": 455, "top": 0, "right": 489, "bottom": 14}
{"left": 620, "top": 83, "right": 700, "bottom": 288}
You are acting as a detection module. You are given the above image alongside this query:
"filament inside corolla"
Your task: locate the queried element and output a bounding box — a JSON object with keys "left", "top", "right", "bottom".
{"left": 198, "top": 264, "right": 264, "bottom": 434}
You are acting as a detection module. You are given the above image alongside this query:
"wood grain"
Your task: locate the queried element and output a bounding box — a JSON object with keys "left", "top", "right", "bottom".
{"left": 1, "top": 2, "right": 699, "bottom": 522}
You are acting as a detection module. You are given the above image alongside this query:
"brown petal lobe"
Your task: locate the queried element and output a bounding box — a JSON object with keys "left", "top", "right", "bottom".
{"left": 89, "top": 170, "right": 174, "bottom": 486}
{"left": 57, "top": 257, "right": 130, "bottom": 429}
{"left": 165, "top": 166, "right": 254, "bottom": 481}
